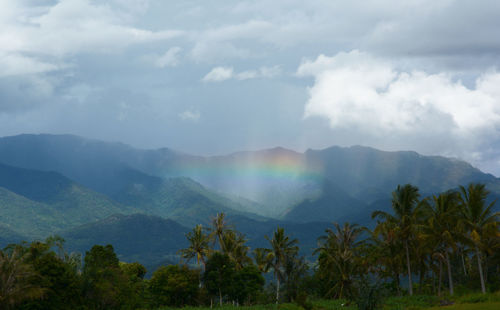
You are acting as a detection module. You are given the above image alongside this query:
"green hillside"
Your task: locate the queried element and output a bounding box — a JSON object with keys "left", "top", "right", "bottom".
{"left": 0, "top": 187, "right": 64, "bottom": 237}
{"left": 62, "top": 213, "right": 189, "bottom": 270}
{"left": 0, "top": 163, "right": 137, "bottom": 238}
{"left": 114, "top": 176, "right": 266, "bottom": 227}
{"left": 1, "top": 134, "right": 499, "bottom": 234}
{"left": 282, "top": 180, "right": 366, "bottom": 223}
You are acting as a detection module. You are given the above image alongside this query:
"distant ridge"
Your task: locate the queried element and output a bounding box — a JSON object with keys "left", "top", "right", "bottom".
{"left": 0, "top": 133, "right": 498, "bottom": 226}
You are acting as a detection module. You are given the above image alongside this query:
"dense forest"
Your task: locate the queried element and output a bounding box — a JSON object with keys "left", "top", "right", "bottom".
{"left": 1, "top": 183, "right": 499, "bottom": 310}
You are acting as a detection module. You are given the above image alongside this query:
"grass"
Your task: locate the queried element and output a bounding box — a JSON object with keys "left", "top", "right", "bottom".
{"left": 425, "top": 302, "right": 500, "bottom": 310}
{"left": 156, "top": 292, "right": 500, "bottom": 310}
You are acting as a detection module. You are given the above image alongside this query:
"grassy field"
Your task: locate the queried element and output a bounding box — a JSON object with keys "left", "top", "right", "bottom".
{"left": 426, "top": 302, "right": 500, "bottom": 310}
{"left": 157, "top": 292, "right": 500, "bottom": 310}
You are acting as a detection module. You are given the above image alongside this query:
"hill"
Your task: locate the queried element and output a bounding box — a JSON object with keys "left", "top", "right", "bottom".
{"left": 62, "top": 213, "right": 189, "bottom": 271}
{"left": 0, "top": 163, "right": 135, "bottom": 238}
{"left": 1, "top": 134, "right": 498, "bottom": 225}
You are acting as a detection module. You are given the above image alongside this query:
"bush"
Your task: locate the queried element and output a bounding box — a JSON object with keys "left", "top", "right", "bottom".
{"left": 295, "top": 292, "right": 313, "bottom": 310}
{"left": 356, "top": 281, "right": 385, "bottom": 310}
{"left": 383, "top": 295, "right": 439, "bottom": 310}
{"left": 457, "top": 293, "right": 489, "bottom": 304}
{"left": 278, "top": 303, "right": 304, "bottom": 310}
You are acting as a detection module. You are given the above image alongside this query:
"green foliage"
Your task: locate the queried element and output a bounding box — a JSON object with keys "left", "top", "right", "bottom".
{"left": 315, "top": 222, "right": 366, "bottom": 300}
{"left": 382, "top": 295, "right": 439, "bottom": 310}
{"left": 203, "top": 252, "right": 236, "bottom": 305}
{"left": 20, "top": 240, "right": 82, "bottom": 310}
{"left": 426, "top": 302, "right": 500, "bottom": 310}
{"left": 63, "top": 213, "right": 189, "bottom": 270}
{"left": 149, "top": 265, "right": 200, "bottom": 307}
{"left": 0, "top": 246, "right": 45, "bottom": 310}
{"left": 82, "top": 244, "right": 138, "bottom": 310}
{"left": 355, "top": 281, "right": 386, "bottom": 310}
{"left": 231, "top": 264, "right": 265, "bottom": 304}
{"left": 120, "top": 261, "right": 147, "bottom": 280}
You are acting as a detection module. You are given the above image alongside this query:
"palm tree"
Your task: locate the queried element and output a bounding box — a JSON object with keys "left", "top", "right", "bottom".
{"left": 370, "top": 221, "right": 404, "bottom": 295}
{"left": 458, "top": 183, "right": 499, "bottom": 293}
{"left": 221, "top": 230, "right": 252, "bottom": 269}
{"left": 253, "top": 248, "right": 271, "bottom": 273}
{"left": 265, "top": 226, "right": 299, "bottom": 304}
{"left": 421, "top": 191, "right": 460, "bottom": 295}
{"left": 372, "top": 184, "right": 420, "bottom": 295}
{"left": 0, "top": 247, "right": 45, "bottom": 309}
{"left": 314, "top": 222, "right": 365, "bottom": 299}
{"left": 210, "top": 213, "right": 233, "bottom": 253}
{"left": 179, "top": 224, "right": 211, "bottom": 269}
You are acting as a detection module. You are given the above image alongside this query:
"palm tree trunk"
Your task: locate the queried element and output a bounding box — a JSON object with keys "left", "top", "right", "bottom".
{"left": 219, "top": 288, "right": 223, "bottom": 306}
{"left": 484, "top": 257, "right": 488, "bottom": 284}
{"left": 445, "top": 251, "right": 454, "bottom": 295}
{"left": 461, "top": 251, "right": 467, "bottom": 276}
{"left": 394, "top": 271, "right": 401, "bottom": 296}
{"left": 405, "top": 240, "right": 413, "bottom": 296}
{"left": 438, "top": 259, "right": 442, "bottom": 297}
{"left": 475, "top": 246, "right": 486, "bottom": 294}
{"left": 276, "top": 277, "right": 280, "bottom": 304}
{"left": 418, "top": 267, "right": 425, "bottom": 294}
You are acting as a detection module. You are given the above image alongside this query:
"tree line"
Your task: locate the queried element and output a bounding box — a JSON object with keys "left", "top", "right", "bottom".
{"left": 0, "top": 183, "right": 498, "bottom": 309}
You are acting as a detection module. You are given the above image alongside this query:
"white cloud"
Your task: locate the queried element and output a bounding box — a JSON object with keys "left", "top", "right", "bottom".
{"left": 202, "top": 67, "right": 234, "bottom": 82}
{"left": 0, "top": 0, "right": 183, "bottom": 76}
{"left": 202, "top": 65, "right": 281, "bottom": 82}
{"left": 0, "top": 52, "right": 61, "bottom": 77}
{"left": 236, "top": 66, "right": 281, "bottom": 80}
{"left": 155, "top": 47, "right": 182, "bottom": 68}
{"left": 298, "top": 50, "right": 500, "bottom": 162}
{"left": 179, "top": 109, "right": 200, "bottom": 121}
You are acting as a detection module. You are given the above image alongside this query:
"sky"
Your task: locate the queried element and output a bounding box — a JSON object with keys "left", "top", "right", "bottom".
{"left": 2, "top": 0, "right": 500, "bottom": 175}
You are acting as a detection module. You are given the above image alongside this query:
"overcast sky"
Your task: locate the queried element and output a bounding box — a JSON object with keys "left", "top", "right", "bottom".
{"left": 2, "top": 0, "right": 500, "bottom": 174}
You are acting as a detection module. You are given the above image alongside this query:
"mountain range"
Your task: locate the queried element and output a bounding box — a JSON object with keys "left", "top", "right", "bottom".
{"left": 1, "top": 133, "right": 499, "bottom": 270}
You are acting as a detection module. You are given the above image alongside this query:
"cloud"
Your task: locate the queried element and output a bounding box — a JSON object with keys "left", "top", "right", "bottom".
{"left": 298, "top": 50, "right": 500, "bottom": 163}
{"left": 179, "top": 109, "right": 200, "bottom": 121}
{"left": 155, "top": 47, "right": 182, "bottom": 68}
{"left": 202, "top": 65, "right": 281, "bottom": 82}
{"left": 0, "top": 0, "right": 183, "bottom": 76}
{"left": 0, "top": 52, "right": 62, "bottom": 77}
{"left": 202, "top": 66, "right": 234, "bottom": 82}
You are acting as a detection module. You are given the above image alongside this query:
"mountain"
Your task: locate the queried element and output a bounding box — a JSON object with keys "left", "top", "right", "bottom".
{"left": 112, "top": 175, "right": 266, "bottom": 227}
{"left": 305, "top": 145, "right": 496, "bottom": 201}
{"left": 0, "top": 163, "right": 136, "bottom": 238}
{"left": 61, "top": 213, "right": 332, "bottom": 272}
{"left": 0, "top": 186, "right": 63, "bottom": 237}
{"left": 1, "top": 134, "right": 498, "bottom": 226}
{"left": 0, "top": 223, "right": 27, "bottom": 245}
{"left": 0, "top": 134, "right": 188, "bottom": 198}
{"left": 282, "top": 180, "right": 366, "bottom": 223}
{"left": 62, "top": 214, "right": 190, "bottom": 271}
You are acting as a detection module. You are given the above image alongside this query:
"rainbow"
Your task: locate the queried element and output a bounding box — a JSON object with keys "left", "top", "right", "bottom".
{"left": 163, "top": 152, "right": 324, "bottom": 181}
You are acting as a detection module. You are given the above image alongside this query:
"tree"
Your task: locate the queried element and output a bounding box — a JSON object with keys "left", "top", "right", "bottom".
{"left": 21, "top": 240, "right": 82, "bottom": 309}
{"left": 459, "top": 183, "right": 499, "bottom": 293}
{"left": 230, "top": 265, "right": 265, "bottom": 305}
{"left": 221, "top": 230, "right": 252, "bottom": 269}
{"left": 82, "top": 245, "right": 130, "bottom": 309}
{"left": 264, "top": 226, "right": 299, "bottom": 304}
{"left": 210, "top": 213, "right": 233, "bottom": 253}
{"left": 372, "top": 184, "right": 421, "bottom": 296}
{"left": 369, "top": 221, "right": 404, "bottom": 295}
{"left": 149, "top": 265, "right": 199, "bottom": 307}
{"left": 421, "top": 191, "right": 460, "bottom": 295}
{"left": 203, "top": 252, "right": 235, "bottom": 306}
{"left": 253, "top": 248, "right": 271, "bottom": 273}
{"left": 315, "top": 222, "right": 365, "bottom": 300}
{"left": 0, "top": 246, "right": 44, "bottom": 309}
{"left": 179, "top": 224, "right": 211, "bottom": 269}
